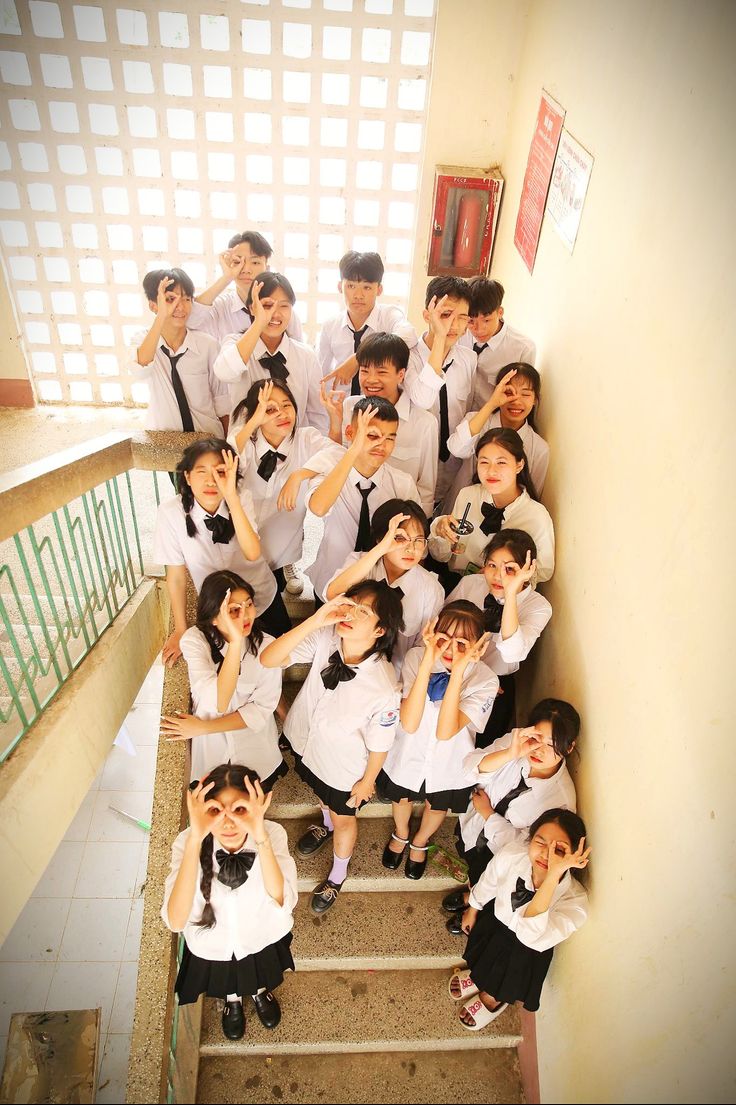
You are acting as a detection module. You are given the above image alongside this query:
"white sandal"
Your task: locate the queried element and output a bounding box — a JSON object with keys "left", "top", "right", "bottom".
{"left": 448, "top": 967, "right": 478, "bottom": 1002}
{"left": 458, "top": 997, "right": 508, "bottom": 1031}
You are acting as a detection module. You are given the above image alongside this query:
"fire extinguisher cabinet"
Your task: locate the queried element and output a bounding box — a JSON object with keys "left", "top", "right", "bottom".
{"left": 427, "top": 166, "right": 504, "bottom": 278}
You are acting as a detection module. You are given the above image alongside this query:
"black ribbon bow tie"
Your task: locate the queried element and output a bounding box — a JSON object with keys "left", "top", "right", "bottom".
{"left": 257, "top": 449, "right": 286, "bottom": 482}
{"left": 483, "top": 592, "right": 503, "bottom": 634}
{"left": 215, "top": 849, "right": 256, "bottom": 889}
{"left": 510, "top": 876, "right": 535, "bottom": 912}
{"left": 259, "top": 351, "right": 289, "bottom": 381}
{"left": 472, "top": 342, "right": 488, "bottom": 355}
{"left": 479, "top": 501, "right": 505, "bottom": 536}
{"left": 320, "top": 650, "right": 357, "bottom": 690}
{"left": 203, "top": 513, "right": 235, "bottom": 544}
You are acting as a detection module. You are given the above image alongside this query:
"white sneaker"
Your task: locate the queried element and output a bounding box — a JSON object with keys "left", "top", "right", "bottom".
{"left": 283, "top": 563, "right": 304, "bottom": 595}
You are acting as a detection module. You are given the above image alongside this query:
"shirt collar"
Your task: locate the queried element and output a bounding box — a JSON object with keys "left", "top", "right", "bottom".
{"left": 255, "top": 333, "right": 289, "bottom": 359}
{"left": 254, "top": 429, "right": 292, "bottom": 460}
{"left": 341, "top": 306, "right": 379, "bottom": 333}
{"left": 331, "top": 630, "right": 378, "bottom": 669}
{"left": 158, "top": 332, "right": 192, "bottom": 356}
{"left": 418, "top": 333, "right": 454, "bottom": 369}
{"left": 212, "top": 836, "right": 254, "bottom": 861}
{"left": 191, "top": 497, "right": 229, "bottom": 522}
{"left": 487, "top": 320, "right": 507, "bottom": 351}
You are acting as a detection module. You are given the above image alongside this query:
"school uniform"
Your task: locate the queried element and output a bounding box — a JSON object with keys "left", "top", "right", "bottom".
{"left": 181, "top": 627, "right": 285, "bottom": 787}
{"left": 283, "top": 627, "right": 400, "bottom": 816}
{"left": 189, "top": 288, "right": 304, "bottom": 344}
{"left": 464, "top": 838, "right": 588, "bottom": 1011}
{"left": 459, "top": 323, "right": 537, "bottom": 410}
{"left": 228, "top": 425, "right": 333, "bottom": 570}
{"left": 162, "top": 820, "right": 298, "bottom": 1004}
{"left": 340, "top": 393, "right": 438, "bottom": 517}
{"left": 402, "top": 337, "right": 478, "bottom": 504}
{"left": 213, "top": 332, "right": 324, "bottom": 429}
{"left": 447, "top": 410, "right": 550, "bottom": 500}
{"left": 127, "top": 329, "right": 230, "bottom": 433}
{"left": 318, "top": 305, "right": 417, "bottom": 391}
{"left": 303, "top": 449, "right": 421, "bottom": 601}
{"left": 428, "top": 487, "right": 555, "bottom": 583}
{"left": 379, "top": 646, "right": 498, "bottom": 812}
{"left": 324, "top": 553, "right": 445, "bottom": 674}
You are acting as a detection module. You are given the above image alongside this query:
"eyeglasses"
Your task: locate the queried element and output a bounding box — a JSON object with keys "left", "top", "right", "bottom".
{"left": 394, "top": 532, "right": 427, "bottom": 551}
{"left": 338, "top": 601, "right": 375, "bottom": 621}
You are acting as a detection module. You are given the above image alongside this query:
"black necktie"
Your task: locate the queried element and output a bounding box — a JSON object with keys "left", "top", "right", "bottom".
{"left": 203, "top": 513, "right": 235, "bottom": 544}
{"left": 354, "top": 481, "right": 375, "bottom": 551}
{"left": 320, "top": 650, "right": 358, "bottom": 690}
{"left": 480, "top": 501, "right": 505, "bottom": 536}
{"left": 393, "top": 585, "right": 404, "bottom": 599}
{"left": 510, "top": 876, "right": 535, "bottom": 912}
{"left": 494, "top": 775, "right": 531, "bottom": 818}
{"left": 215, "top": 849, "right": 256, "bottom": 889}
{"left": 349, "top": 325, "right": 368, "bottom": 395}
{"left": 483, "top": 592, "right": 503, "bottom": 633}
{"left": 256, "top": 449, "right": 286, "bottom": 482}
{"left": 472, "top": 342, "right": 488, "bottom": 356}
{"left": 259, "top": 351, "right": 289, "bottom": 382}
{"left": 161, "top": 345, "right": 195, "bottom": 432}
{"left": 438, "top": 358, "right": 453, "bottom": 463}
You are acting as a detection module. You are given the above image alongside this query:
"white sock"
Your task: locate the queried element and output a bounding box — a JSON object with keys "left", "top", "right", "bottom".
{"left": 322, "top": 807, "right": 334, "bottom": 832}
{"left": 226, "top": 992, "right": 241, "bottom": 1004}
{"left": 328, "top": 850, "right": 351, "bottom": 885}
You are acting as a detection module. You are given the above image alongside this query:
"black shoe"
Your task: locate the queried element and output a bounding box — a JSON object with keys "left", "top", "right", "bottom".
{"left": 446, "top": 912, "right": 464, "bottom": 936}
{"left": 405, "top": 842, "right": 429, "bottom": 880}
{"left": 252, "top": 991, "right": 281, "bottom": 1029}
{"left": 310, "top": 878, "right": 342, "bottom": 915}
{"left": 297, "top": 824, "right": 333, "bottom": 856}
{"left": 442, "top": 887, "right": 469, "bottom": 913}
{"left": 221, "top": 1000, "right": 245, "bottom": 1040}
{"left": 381, "top": 833, "right": 409, "bottom": 870}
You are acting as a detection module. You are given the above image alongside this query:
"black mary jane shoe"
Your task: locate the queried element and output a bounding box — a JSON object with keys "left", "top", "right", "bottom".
{"left": 381, "top": 833, "right": 410, "bottom": 870}
{"left": 404, "top": 841, "right": 429, "bottom": 880}
{"left": 252, "top": 991, "right": 281, "bottom": 1029}
{"left": 445, "top": 911, "right": 465, "bottom": 936}
{"left": 442, "top": 886, "right": 469, "bottom": 913}
{"left": 221, "top": 1000, "right": 245, "bottom": 1040}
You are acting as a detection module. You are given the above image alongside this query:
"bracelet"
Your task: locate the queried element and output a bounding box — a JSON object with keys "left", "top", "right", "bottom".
{"left": 254, "top": 838, "right": 268, "bottom": 846}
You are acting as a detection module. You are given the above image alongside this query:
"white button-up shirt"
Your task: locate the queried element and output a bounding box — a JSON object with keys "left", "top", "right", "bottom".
{"left": 127, "top": 329, "right": 230, "bottom": 433}
{"left": 283, "top": 627, "right": 400, "bottom": 792}
{"left": 467, "top": 839, "right": 588, "bottom": 953}
{"left": 318, "top": 304, "right": 417, "bottom": 386}
{"left": 213, "top": 332, "right": 324, "bottom": 428}
{"left": 459, "top": 322, "right": 537, "bottom": 409}
{"left": 181, "top": 627, "right": 283, "bottom": 784}
{"left": 382, "top": 646, "right": 498, "bottom": 793}
{"left": 153, "top": 496, "right": 277, "bottom": 612}
{"left": 447, "top": 410, "right": 550, "bottom": 498}
{"left": 447, "top": 575, "right": 552, "bottom": 676}
{"left": 161, "top": 821, "right": 298, "bottom": 959}
{"left": 189, "top": 287, "right": 304, "bottom": 344}
{"left": 459, "top": 733, "right": 576, "bottom": 853}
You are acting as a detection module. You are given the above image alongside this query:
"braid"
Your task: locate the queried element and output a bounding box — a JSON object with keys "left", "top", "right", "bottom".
{"left": 195, "top": 833, "right": 217, "bottom": 928}
{"left": 175, "top": 462, "right": 198, "bottom": 537}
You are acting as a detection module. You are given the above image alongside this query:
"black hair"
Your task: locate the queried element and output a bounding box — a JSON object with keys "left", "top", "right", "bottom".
{"left": 424, "top": 276, "right": 471, "bottom": 309}
{"left": 351, "top": 395, "right": 399, "bottom": 425}
{"left": 496, "top": 362, "right": 541, "bottom": 430}
{"left": 482, "top": 528, "right": 538, "bottom": 575}
{"left": 245, "top": 271, "right": 296, "bottom": 313}
{"left": 175, "top": 438, "right": 241, "bottom": 537}
{"left": 194, "top": 762, "right": 262, "bottom": 928}
{"left": 142, "top": 267, "right": 194, "bottom": 302}
{"left": 231, "top": 378, "right": 299, "bottom": 439}
{"left": 339, "top": 250, "right": 384, "bottom": 283}
{"left": 528, "top": 808, "right": 588, "bottom": 879}
{"left": 370, "top": 498, "right": 430, "bottom": 543}
{"left": 227, "top": 230, "right": 273, "bottom": 259}
{"left": 344, "top": 580, "right": 404, "bottom": 661}
{"left": 527, "top": 699, "right": 581, "bottom": 758}
{"left": 474, "top": 427, "right": 539, "bottom": 501}
{"left": 468, "top": 276, "right": 504, "bottom": 316}
{"left": 195, "top": 570, "right": 264, "bottom": 664}
{"left": 435, "top": 599, "right": 486, "bottom": 644}
{"left": 356, "top": 332, "right": 410, "bottom": 373}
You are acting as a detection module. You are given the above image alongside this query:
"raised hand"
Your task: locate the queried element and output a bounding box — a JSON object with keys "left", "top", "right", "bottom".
{"left": 312, "top": 594, "right": 357, "bottom": 629}
{"left": 216, "top": 588, "right": 246, "bottom": 642}
{"left": 426, "top": 293, "right": 454, "bottom": 342}
{"left": 212, "top": 449, "right": 239, "bottom": 503}
{"left": 319, "top": 379, "right": 346, "bottom": 423}
{"left": 186, "top": 778, "right": 220, "bottom": 843}
{"left": 228, "top": 774, "right": 272, "bottom": 837}
{"left": 454, "top": 631, "right": 491, "bottom": 672}
{"left": 509, "top": 725, "right": 543, "bottom": 760}
{"left": 250, "top": 380, "right": 276, "bottom": 428}
{"left": 419, "top": 616, "right": 445, "bottom": 665}
{"left": 347, "top": 403, "right": 379, "bottom": 454}
{"left": 502, "top": 551, "right": 537, "bottom": 596}
{"left": 378, "top": 512, "right": 411, "bottom": 554}
{"left": 250, "top": 280, "right": 278, "bottom": 329}
{"left": 546, "top": 836, "right": 591, "bottom": 882}
{"left": 156, "top": 276, "right": 179, "bottom": 318}
{"left": 219, "top": 250, "right": 245, "bottom": 282}
{"left": 324, "top": 356, "right": 358, "bottom": 388}
{"left": 488, "top": 369, "right": 518, "bottom": 413}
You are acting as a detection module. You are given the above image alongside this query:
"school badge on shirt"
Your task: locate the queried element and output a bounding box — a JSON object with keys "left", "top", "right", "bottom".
{"left": 379, "top": 708, "right": 399, "bottom": 727}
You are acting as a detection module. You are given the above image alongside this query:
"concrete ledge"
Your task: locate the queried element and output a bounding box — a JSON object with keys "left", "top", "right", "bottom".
{"left": 0, "top": 380, "right": 35, "bottom": 409}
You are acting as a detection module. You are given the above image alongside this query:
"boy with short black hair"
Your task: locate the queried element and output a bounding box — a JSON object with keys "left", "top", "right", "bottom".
{"left": 128, "top": 267, "right": 229, "bottom": 434}
{"left": 461, "top": 277, "right": 536, "bottom": 408}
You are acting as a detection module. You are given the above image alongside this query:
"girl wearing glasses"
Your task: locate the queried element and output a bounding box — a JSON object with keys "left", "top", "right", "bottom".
{"left": 324, "top": 498, "right": 444, "bottom": 674}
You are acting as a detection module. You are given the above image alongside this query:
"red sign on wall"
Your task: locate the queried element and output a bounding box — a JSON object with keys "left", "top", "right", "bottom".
{"left": 514, "top": 92, "right": 565, "bottom": 274}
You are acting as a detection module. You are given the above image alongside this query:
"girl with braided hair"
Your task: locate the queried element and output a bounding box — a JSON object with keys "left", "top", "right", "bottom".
{"left": 162, "top": 763, "right": 297, "bottom": 1039}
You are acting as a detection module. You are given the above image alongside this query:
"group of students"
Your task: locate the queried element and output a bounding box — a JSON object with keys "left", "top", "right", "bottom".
{"left": 152, "top": 234, "right": 590, "bottom": 1041}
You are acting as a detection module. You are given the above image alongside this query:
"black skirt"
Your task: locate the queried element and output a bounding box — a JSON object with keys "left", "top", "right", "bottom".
{"left": 175, "top": 933, "right": 294, "bottom": 1005}
{"left": 464, "top": 901, "right": 553, "bottom": 1012}
{"left": 292, "top": 753, "right": 365, "bottom": 818}
{"left": 377, "top": 769, "right": 473, "bottom": 814}
{"left": 453, "top": 820, "right": 494, "bottom": 885}
{"left": 261, "top": 759, "right": 289, "bottom": 793}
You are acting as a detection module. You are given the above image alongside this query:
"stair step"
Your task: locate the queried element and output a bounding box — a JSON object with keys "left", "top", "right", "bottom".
{"left": 198, "top": 968, "right": 522, "bottom": 1056}
{"left": 196, "top": 1047, "right": 523, "bottom": 1104}
{"left": 270, "top": 754, "right": 392, "bottom": 820}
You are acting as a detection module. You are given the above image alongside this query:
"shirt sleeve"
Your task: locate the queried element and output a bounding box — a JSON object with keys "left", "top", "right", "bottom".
{"left": 302, "top": 347, "right": 330, "bottom": 433}
{"left": 287, "top": 311, "right": 304, "bottom": 343}
{"left": 153, "top": 502, "right": 185, "bottom": 567}
{"left": 529, "top": 509, "right": 555, "bottom": 583}
{"left": 468, "top": 849, "right": 502, "bottom": 910}
{"left": 126, "top": 328, "right": 155, "bottom": 380}
{"left": 414, "top": 418, "right": 438, "bottom": 518}
{"left": 447, "top": 414, "right": 481, "bottom": 459}
{"left": 161, "top": 829, "right": 192, "bottom": 932}
{"left": 364, "top": 687, "right": 401, "bottom": 753}
{"left": 461, "top": 732, "right": 513, "bottom": 779}
{"left": 180, "top": 629, "right": 221, "bottom": 714}
{"left": 402, "top": 353, "right": 443, "bottom": 411}
{"left": 286, "top": 628, "right": 322, "bottom": 666}
{"left": 391, "top": 314, "right": 418, "bottom": 349}
{"left": 495, "top": 594, "right": 552, "bottom": 664}
{"left": 266, "top": 821, "right": 299, "bottom": 914}
{"left": 213, "top": 335, "right": 248, "bottom": 383}
{"left": 318, "top": 320, "right": 335, "bottom": 376}
{"left": 513, "top": 882, "right": 588, "bottom": 952}
{"left": 204, "top": 336, "right": 231, "bottom": 417}
{"left": 481, "top": 813, "right": 524, "bottom": 853}
{"left": 399, "top": 646, "right": 423, "bottom": 700}
{"left": 459, "top": 669, "right": 499, "bottom": 733}
{"left": 237, "top": 654, "right": 282, "bottom": 729}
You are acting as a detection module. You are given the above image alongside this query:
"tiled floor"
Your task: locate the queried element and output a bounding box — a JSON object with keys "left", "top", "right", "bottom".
{"left": 0, "top": 655, "right": 163, "bottom": 1103}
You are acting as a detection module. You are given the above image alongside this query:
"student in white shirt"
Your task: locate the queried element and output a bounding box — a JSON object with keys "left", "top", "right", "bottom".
{"left": 189, "top": 229, "right": 304, "bottom": 343}
{"left": 402, "top": 277, "right": 477, "bottom": 507}
{"left": 447, "top": 363, "right": 549, "bottom": 501}
{"left": 162, "top": 764, "right": 297, "bottom": 1040}
{"left": 129, "top": 268, "right": 230, "bottom": 434}
{"left": 379, "top": 600, "right": 497, "bottom": 878}
{"left": 325, "top": 499, "right": 444, "bottom": 674}
{"left": 228, "top": 379, "right": 334, "bottom": 597}
{"left": 329, "top": 333, "right": 438, "bottom": 516}
{"left": 213, "top": 274, "right": 322, "bottom": 424}
{"left": 153, "top": 440, "right": 288, "bottom": 665}
{"left": 260, "top": 582, "right": 403, "bottom": 915}
{"left": 448, "top": 808, "right": 589, "bottom": 1030}
{"left": 429, "top": 427, "right": 555, "bottom": 586}
{"left": 447, "top": 529, "right": 552, "bottom": 746}
{"left": 442, "top": 699, "right": 579, "bottom": 932}
{"left": 160, "top": 571, "right": 285, "bottom": 789}
{"left": 303, "top": 398, "right": 421, "bottom": 602}
{"left": 319, "top": 250, "right": 417, "bottom": 396}
{"left": 459, "top": 277, "right": 537, "bottom": 410}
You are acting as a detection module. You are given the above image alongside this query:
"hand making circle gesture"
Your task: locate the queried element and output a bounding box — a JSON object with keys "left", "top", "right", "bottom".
{"left": 546, "top": 836, "right": 592, "bottom": 882}
{"left": 502, "top": 550, "right": 537, "bottom": 597}
{"left": 186, "top": 778, "right": 221, "bottom": 843}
